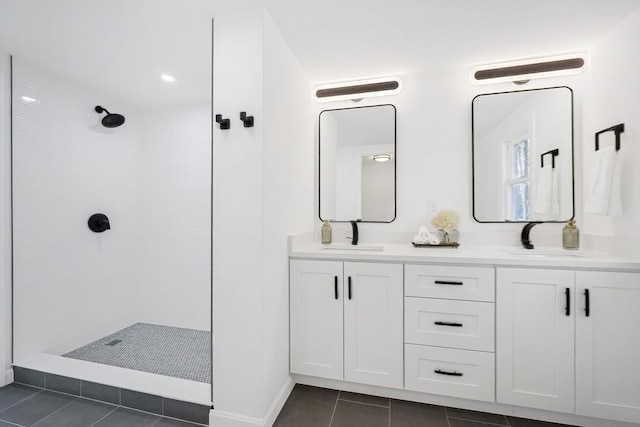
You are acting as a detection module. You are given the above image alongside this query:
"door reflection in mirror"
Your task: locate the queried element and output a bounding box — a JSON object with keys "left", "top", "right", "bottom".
{"left": 320, "top": 104, "right": 396, "bottom": 222}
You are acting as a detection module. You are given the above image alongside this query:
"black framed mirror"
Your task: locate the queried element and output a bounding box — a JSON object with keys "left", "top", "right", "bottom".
{"left": 319, "top": 104, "right": 396, "bottom": 222}
{"left": 472, "top": 86, "right": 574, "bottom": 223}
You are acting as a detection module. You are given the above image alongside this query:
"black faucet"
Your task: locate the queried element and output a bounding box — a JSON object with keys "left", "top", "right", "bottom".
{"left": 349, "top": 220, "right": 359, "bottom": 245}
{"left": 521, "top": 222, "right": 543, "bottom": 249}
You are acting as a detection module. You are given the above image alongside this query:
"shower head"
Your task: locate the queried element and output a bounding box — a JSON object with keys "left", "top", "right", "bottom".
{"left": 95, "top": 105, "right": 125, "bottom": 128}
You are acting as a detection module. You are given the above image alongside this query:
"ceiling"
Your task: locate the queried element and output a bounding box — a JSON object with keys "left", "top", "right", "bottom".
{"left": 0, "top": 0, "right": 638, "bottom": 110}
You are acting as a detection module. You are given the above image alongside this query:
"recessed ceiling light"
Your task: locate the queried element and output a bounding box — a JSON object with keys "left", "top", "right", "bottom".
{"left": 373, "top": 154, "right": 392, "bottom": 162}
{"left": 161, "top": 74, "right": 176, "bottom": 82}
{"left": 21, "top": 96, "right": 39, "bottom": 104}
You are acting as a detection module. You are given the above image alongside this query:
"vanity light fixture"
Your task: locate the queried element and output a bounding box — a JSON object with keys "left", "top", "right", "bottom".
{"left": 313, "top": 77, "right": 402, "bottom": 102}
{"left": 372, "top": 154, "right": 392, "bottom": 162}
{"left": 161, "top": 74, "right": 176, "bottom": 82}
{"left": 470, "top": 53, "right": 588, "bottom": 85}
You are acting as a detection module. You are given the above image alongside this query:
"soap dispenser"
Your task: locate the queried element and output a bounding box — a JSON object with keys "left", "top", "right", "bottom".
{"left": 562, "top": 220, "right": 579, "bottom": 249}
{"left": 321, "top": 220, "right": 332, "bottom": 244}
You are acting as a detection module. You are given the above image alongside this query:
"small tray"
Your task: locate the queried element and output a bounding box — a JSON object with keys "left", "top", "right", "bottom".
{"left": 412, "top": 242, "right": 460, "bottom": 248}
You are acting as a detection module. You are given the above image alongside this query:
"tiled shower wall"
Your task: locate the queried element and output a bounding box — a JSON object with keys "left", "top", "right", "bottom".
{"left": 12, "top": 57, "right": 211, "bottom": 361}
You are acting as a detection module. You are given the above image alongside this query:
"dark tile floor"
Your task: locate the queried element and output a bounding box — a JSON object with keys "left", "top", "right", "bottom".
{"left": 274, "top": 384, "right": 576, "bottom": 427}
{"left": 0, "top": 383, "right": 205, "bottom": 427}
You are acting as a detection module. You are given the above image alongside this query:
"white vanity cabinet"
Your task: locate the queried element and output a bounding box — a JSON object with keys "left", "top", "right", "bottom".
{"left": 497, "top": 268, "right": 640, "bottom": 424}
{"left": 404, "top": 264, "right": 496, "bottom": 402}
{"left": 289, "top": 259, "right": 404, "bottom": 389}
{"left": 575, "top": 271, "right": 640, "bottom": 424}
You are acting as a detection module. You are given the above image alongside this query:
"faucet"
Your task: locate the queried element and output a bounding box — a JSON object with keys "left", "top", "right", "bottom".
{"left": 348, "top": 220, "right": 360, "bottom": 245}
{"left": 521, "top": 222, "right": 543, "bottom": 249}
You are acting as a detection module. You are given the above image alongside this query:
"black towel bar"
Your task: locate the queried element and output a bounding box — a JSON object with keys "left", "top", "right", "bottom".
{"left": 595, "top": 123, "right": 624, "bottom": 151}
{"left": 540, "top": 148, "right": 559, "bottom": 168}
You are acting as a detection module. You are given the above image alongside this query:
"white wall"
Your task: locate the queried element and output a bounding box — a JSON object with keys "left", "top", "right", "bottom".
{"left": 313, "top": 63, "right": 594, "bottom": 246}
{"left": 0, "top": 51, "right": 12, "bottom": 386}
{"left": 11, "top": 57, "right": 142, "bottom": 358}
{"left": 582, "top": 7, "right": 640, "bottom": 257}
{"left": 137, "top": 104, "right": 211, "bottom": 331}
{"left": 212, "top": 8, "right": 313, "bottom": 425}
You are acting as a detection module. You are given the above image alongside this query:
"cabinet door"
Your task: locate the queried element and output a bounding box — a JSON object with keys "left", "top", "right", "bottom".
{"left": 290, "top": 260, "right": 344, "bottom": 380}
{"left": 575, "top": 271, "right": 640, "bottom": 424}
{"left": 344, "top": 262, "right": 404, "bottom": 388}
{"left": 496, "top": 268, "right": 575, "bottom": 413}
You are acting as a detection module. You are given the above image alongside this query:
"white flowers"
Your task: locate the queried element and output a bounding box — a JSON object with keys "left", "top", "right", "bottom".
{"left": 431, "top": 210, "right": 459, "bottom": 232}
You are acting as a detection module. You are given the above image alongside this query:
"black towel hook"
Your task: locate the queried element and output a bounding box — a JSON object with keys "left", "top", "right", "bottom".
{"left": 216, "top": 114, "right": 230, "bottom": 130}
{"left": 595, "top": 123, "right": 624, "bottom": 151}
{"left": 240, "top": 111, "right": 254, "bottom": 128}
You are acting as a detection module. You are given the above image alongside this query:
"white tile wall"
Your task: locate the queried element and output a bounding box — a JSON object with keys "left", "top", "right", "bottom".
{"left": 12, "top": 58, "right": 212, "bottom": 362}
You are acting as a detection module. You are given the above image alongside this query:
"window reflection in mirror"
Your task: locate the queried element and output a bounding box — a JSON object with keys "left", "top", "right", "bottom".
{"left": 472, "top": 86, "right": 574, "bottom": 223}
{"left": 319, "top": 104, "right": 396, "bottom": 222}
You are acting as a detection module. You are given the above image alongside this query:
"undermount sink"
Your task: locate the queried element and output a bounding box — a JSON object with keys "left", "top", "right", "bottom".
{"left": 502, "top": 248, "right": 583, "bottom": 258}
{"left": 322, "top": 244, "right": 384, "bottom": 252}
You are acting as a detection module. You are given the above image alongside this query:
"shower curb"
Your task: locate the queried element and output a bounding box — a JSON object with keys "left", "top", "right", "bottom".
{"left": 12, "top": 366, "right": 211, "bottom": 425}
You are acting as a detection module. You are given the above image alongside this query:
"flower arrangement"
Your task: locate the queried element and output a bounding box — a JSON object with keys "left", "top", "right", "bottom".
{"left": 431, "top": 209, "right": 459, "bottom": 232}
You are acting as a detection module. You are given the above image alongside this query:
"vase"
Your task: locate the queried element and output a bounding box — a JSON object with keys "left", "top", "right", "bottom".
{"left": 439, "top": 229, "right": 459, "bottom": 244}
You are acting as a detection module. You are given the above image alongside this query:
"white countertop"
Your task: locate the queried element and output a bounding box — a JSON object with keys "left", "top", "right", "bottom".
{"left": 289, "top": 240, "right": 640, "bottom": 272}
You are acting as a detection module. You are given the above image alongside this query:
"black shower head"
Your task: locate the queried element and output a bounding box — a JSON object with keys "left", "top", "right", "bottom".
{"left": 95, "top": 105, "right": 125, "bottom": 128}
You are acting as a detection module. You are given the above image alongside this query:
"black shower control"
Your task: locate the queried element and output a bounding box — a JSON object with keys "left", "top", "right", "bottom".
{"left": 88, "top": 213, "right": 111, "bottom": 233}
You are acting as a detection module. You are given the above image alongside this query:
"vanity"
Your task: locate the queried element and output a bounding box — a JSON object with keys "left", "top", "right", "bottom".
{"left": 295, "top": 87, "right": 640, "bottom": 426}
{"left": 288, "top": 239, "right": 640, "bottom": 427}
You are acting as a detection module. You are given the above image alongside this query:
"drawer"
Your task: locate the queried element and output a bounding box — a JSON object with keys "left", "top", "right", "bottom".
{"left": 405, "top": 264, "right": 495, "bottom": 301}
{"left": 405, "top": 298, "right": 495, "bottom": 352}
{"left": 405, "top": 344, "right": 495, "bottom": 402}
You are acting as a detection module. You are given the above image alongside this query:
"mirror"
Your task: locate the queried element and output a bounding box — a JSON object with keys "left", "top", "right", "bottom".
{"left": 319, "top": 104, "right": 396, "bottom": 222}
{"left": 472, "top": 86, "right": 574, "bottom": 222}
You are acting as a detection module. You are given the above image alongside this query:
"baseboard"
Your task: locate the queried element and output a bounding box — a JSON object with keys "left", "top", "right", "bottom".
{"left": 210, "top": 376, "right": 295, "bottom": 427}
{"left": 209, "top": 410, "right": 263, "bottom": 427}
{"left": 263, "top": 376, "right": 295, "bottom": 427}
{"left": 2, "top": 367, "right": 14, "bottom": 386}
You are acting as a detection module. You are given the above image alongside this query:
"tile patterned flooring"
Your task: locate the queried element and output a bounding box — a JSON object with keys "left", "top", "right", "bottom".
{"left": 0, "top": 383, "right": 205, "bottom": 427}
{"left": 274, "top": 384, "right": 576, "bottom": 427}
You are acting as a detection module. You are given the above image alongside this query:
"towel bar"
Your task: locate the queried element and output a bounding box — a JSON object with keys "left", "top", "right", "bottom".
{"left": 540, "top": 148, "right": 559, "bottom": 168}
{"left": 595, "top": 123, "right": 624, "bottom": 151}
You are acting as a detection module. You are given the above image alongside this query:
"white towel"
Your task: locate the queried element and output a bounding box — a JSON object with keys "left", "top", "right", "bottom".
{"left": 584, "top": 146, "right": 622, "bottom": 216}
{"left": 413, "top": 226, "right": 440, "bottom": 245}
{"left": 534, "top": 165, "right": 560, "bottom": 216}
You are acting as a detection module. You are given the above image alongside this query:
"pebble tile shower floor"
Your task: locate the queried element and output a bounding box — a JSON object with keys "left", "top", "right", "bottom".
{"left": 63, "top": 323, "right": 211, "bottom": 383}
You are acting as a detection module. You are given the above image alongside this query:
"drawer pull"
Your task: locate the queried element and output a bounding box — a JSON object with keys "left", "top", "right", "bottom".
{"left": 434, "top": 369, "right": 463, "bottom": 377}
{"left": 434, "top": 321, "right": 463, "bottom": 327}
{"left": 348, "top": 276, "right": 352, "bottom": 300}
{"left": 434, "top": 280, "right": 463, "bottom": 286}
{"left": 565, "top": 287, "right": 570, "bottom": 316}
{"left": 334, "top": 276, "right": 338, "bottom": 300}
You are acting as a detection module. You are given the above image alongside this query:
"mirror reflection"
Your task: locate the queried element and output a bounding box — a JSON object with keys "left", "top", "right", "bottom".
{"left": 472, "top": 86, "right": 574, "bottom": 222}
{"left": 319, "top": 104, "right": 396, "bottom": 222}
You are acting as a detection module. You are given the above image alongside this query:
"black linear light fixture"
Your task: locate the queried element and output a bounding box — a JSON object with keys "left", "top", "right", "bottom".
{"left": 314, "top": 77, "right": 402, "bottom": 102}
{"left": 470, "top": 53, "right": 588, "bottom": 85}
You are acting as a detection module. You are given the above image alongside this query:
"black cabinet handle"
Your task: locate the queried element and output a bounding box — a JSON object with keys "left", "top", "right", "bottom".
{"left": 434, "top": 321, "right": 463, "bottom": 327}
{"left": 348, "top": 276, "right": 352, "bottom": 300}
{"left": 584, "top": 289, "right": 590, "bottom": 317}
{"left": 434, "top": 280, "right": 463, "bottom": 286}
{"left": 434, "top": 369, "right": 463, "bottom": 377}
{"left": 565, "top": 288, "right": 570, "bottom": 316}
{"left": 334, "top": 276, "right": 338, "bottom": 300}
